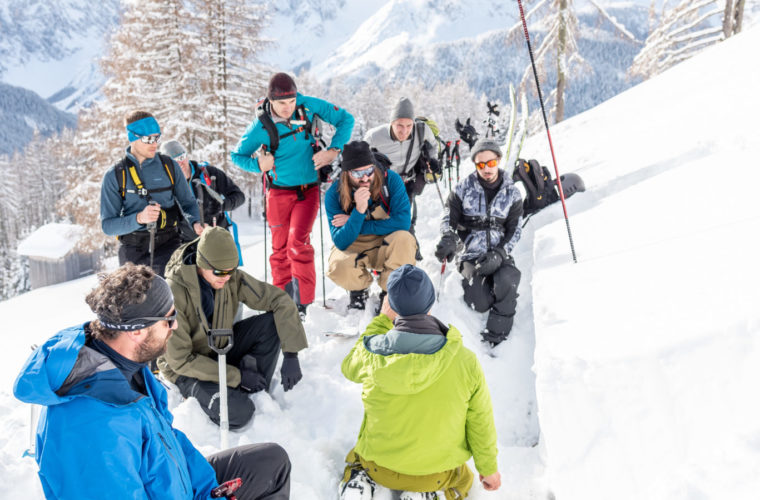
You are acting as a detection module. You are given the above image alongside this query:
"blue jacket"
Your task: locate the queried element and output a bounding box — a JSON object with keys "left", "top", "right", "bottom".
{"left": 230, "top": 93, "right": 354, "bottom": 187}
{"left": 324, "top": 169, "right": 411, "bottom": 250}
{"left": 13, "top": 325, "right": 218, "bottom": 499}
{"left": 101, "top": 148, "right": 201, "bottom": 236}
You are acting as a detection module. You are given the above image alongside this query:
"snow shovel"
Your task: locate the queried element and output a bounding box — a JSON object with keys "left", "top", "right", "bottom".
{"left": 207, "top": 328, "right": 234, "bottom": 449}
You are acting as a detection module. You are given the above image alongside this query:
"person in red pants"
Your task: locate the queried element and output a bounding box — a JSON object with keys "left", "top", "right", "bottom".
{"left": 231, "top": 73, "right": 355, "bottom": 317}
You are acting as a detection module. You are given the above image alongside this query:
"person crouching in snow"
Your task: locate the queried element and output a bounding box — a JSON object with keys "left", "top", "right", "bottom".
{"left": 434, "top": 138, "right": 523, "bottom": 346}
{"left": 338, "top": 264, "right": 501, "bottom": 499}
{"left": 325, "top": 140, "right": 416, "bottom": 312}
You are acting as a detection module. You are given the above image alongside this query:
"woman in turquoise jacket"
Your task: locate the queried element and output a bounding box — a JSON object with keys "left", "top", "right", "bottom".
{"left": 230, "top": 73, "right": 354, "bottom": 315}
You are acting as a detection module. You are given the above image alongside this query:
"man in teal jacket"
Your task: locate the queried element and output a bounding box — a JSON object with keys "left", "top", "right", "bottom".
{"left": 339, "top": 264, "right": 501, "bottom": 499}
{"left": 14, "top": 263, "right": 290, "bottom": 499}
{"left": 230, "top": 73, "right": 354, "bottom": 316}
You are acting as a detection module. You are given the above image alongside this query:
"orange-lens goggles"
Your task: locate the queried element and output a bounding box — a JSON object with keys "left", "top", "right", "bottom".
{"left": 475, "top": 159, "right": 500, "bottom": 170}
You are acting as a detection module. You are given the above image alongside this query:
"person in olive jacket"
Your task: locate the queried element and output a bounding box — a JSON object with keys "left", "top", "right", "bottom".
{"left": 338, "top": 265, "right": 501, "bottom": 499}
{"left": 157, "top": 227, "right": 308, "bottom": 429}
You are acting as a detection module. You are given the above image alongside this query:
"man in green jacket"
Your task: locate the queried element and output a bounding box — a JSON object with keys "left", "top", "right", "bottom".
{"left": 157, "top": 227, "right": 308, "bottom": 429}
{"left": 339, "top": 264, "right": 501, "bottom": 499}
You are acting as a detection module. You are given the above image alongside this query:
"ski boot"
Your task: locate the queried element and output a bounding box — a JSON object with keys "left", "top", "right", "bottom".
{"left": 338, "top": 468, "right": 376, "bottom": 500}
{"left": 348, "top": 289, "right": 369, "bottom": 310}
{"left": 374, "top": 290, "right": 387, "bottom": 316}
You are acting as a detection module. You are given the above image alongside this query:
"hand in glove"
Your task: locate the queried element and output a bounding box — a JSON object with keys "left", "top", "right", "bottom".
{"left": 427, "top": 158, "right": 442, "bottom": 175}
{"left": 474, "top": 248, "right": 508, "bottom": 276}
{"left": 239, "top": 355, "right": 267, "bottom": 393}
{"left": 434, "top": 234, "right": 458, "bottom": 263}
{"left": 280, "top": 353, "right": 302, "bottom": 392}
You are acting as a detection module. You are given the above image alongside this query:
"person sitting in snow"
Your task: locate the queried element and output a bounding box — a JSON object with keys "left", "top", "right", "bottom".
{"left": 160, "top": 139, "right": 245, "bottom": 242}
{"left": 434, "top": 138, "right": 523, "bottom": 346}
{"left": 324, "top": 140, "right": 417, "bottom": 312}
{"left": 13, "top": 263, "right": 291, "bottom": 499}
{"left": 157, "top": 226, "right": 308, "bottom": 429}
{"left": 338, "top": 264, "right": 501, "bottom": 499}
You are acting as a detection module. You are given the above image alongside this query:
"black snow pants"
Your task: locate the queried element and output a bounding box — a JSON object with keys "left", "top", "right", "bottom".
{"left": 118, "top": 227, "right": 182, "bottom": 277}
{"left": 175, "top": 313, "right": 281, "bottom": 429}
{"left": 460, "top": 256, "right": 521, "bottom": 343}
{"left": 207, "top": 442, "right": 291, "bottom": 499}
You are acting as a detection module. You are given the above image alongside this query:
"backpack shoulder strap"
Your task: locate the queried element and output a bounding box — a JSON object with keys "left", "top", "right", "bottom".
{"left": 113, "top": 158, "right": 129, "bottom": 199}
{"left": 256, "top": 98, "right": 280, "bottom": 154}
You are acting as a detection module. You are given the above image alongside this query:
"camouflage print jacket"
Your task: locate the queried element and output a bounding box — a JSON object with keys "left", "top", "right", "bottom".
{"left": 441, "top": 170, "right": 523, "bottom": 262}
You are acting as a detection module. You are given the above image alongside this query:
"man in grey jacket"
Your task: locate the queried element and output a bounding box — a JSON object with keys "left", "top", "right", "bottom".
{"left": 364, "top": 97, "right": 441, "bottom": 260}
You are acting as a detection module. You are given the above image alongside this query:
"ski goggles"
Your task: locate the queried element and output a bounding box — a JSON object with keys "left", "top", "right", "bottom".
{"left": 137, "top": 134, "right": 162, "bottom": 144}
{"left": 349, "top": 166, "right": 374, "bottom": 179}
{"left": 199, "top": 253, "right": 237, "bottom": 276}
{"left": 475, "top": 158, "right": 500, "bottom": 170}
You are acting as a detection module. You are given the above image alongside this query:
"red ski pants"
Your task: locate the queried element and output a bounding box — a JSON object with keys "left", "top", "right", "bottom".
{"left": 266, "top": 185, "right": 319, "bottom": 305}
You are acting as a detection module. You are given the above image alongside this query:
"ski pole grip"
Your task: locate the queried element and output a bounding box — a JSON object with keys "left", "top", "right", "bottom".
{"left": 211, "top": 478, "right": 243, "bottom": 498}
{"left": 207, "top": 328, "right": 234, "bottom": 355}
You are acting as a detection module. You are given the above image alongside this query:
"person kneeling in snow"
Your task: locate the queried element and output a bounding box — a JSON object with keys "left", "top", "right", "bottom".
{"left": 325, "top": 140, "right": 417, "bottom": 312}
{"left": 339, "top": 264, "right": 501, "bottom": 499}
{"left": 434, "top": 138, "right": 523, "bottom": 346}
{"left": 13, "top": 263, "right": 291, "bottom": 499}
{"left": 158, "top": 226, "right": 308, "bottom": 429}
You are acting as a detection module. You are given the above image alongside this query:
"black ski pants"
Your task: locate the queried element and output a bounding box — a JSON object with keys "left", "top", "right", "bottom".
{"left": 118, "top": 228, "right": 182, "bottom": 277}
{"left": 207, "top": 442, "right": 291, "bottom": 499}
{"left": 460, "top": 256, "right": 521, "bottom": 342}
{"left": 175, "top": 313, "right": 281, "bottom": 429}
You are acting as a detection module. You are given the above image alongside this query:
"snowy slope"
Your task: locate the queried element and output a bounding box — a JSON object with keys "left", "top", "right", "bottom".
{"left": 2, "top": 22, "right": 760, "bottom": 500}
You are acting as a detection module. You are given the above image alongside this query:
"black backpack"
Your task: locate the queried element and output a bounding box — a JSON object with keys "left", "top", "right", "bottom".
{"left": 512, "top": 158, "right": 560, "bottom": 215}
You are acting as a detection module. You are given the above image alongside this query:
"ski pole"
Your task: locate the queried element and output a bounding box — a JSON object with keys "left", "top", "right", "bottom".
{"left": 23, "top": 344, "right": 39, "bottom": 459}
{"left": 453, "top": 140, "right": 461, "bottom": 182}
{"left": 427, "top": 164, "right": 445, "bottom": 209}
{"left": 436, "top": 261, "right": 446, "bottom": 302}
{"left": 262, "top": 172, "right": 268, "bottom": 283}
{"left": 147, "top": 201, "right": 157, "bottom": 271}
{"left": 208, "top": 329, "right": 234, "bottom": 449}
{"left": 516, "top": 0, "right": 578, "bottom": 263}
{"left": 318, "top": 186, "right": 327, "bottom": 308}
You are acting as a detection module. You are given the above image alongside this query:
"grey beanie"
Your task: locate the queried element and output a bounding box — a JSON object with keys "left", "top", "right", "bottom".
{"left": 470, "top": 138, "right": 502, "bottom": 161}
{"left": 390, "top": 97, "right": 414, "bottom": 122}
{"left": 160, "top": 139, "right": 186, "bottom": 159}
{"left": 387, "top": 264, "right": 435, "bottom": 317}
{"left": 197, "top": 227, "right": 239, "bottom": 271}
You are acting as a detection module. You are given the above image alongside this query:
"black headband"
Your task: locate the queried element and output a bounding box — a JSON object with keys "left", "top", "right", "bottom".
{"left": 97, "top": 276, "right": 174, "bottom": 331}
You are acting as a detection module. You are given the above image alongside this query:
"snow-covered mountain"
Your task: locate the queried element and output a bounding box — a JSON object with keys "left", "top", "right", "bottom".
{"left": 1, "top": 23, "right": 759, "bottom": 499}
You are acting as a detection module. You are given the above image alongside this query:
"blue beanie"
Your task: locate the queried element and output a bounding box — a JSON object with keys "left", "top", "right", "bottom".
{"left": 387, "top": 264, "right": 435, "bottom": 317}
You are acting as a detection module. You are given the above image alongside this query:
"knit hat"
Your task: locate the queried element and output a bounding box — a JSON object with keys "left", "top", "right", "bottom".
{"left": 160, "top": 139, "right": 186, "bottom": 159}
{"left": 340, "top": 141, "right": 376, "bottom": 171}
{"left": 268, "top": 72, "right": 297, "bottom": 101}
{"left": 387, "top": 264, "right": 435, "bottom": 317}
{"left": 470, "top": 138, "right": 502, "bottom": 161}
{"left": 197, "top": 227, "right": 239, "bottom": 271}
{"left": 390, "top": 97, "right": 414, "bottom": 122}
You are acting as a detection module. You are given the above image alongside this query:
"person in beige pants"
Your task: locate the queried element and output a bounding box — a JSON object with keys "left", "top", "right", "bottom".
{"left": 324, "top": 141, "right": 416, "bottom": 311}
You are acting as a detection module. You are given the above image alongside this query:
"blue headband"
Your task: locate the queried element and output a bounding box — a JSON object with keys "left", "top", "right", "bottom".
{"left": 126, "top": 117, "right": 161, "bottom": 142}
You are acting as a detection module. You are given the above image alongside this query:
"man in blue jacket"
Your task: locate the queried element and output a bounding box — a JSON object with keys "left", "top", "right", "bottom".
{"left": 325, "top": 140, "right": 416, "bottom": 310}
{"left": 100, "top": 110, "right": 202, "bottom": 277}
{"left": 13, "top": 263, "right": 291, "bottom": 499}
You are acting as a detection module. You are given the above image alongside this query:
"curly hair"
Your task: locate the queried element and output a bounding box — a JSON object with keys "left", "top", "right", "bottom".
{"left": 86, "top": 263, "right": 155, "bottom": 340}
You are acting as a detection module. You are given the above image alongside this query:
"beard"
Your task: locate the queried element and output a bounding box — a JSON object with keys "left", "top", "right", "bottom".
{"left": 135, "top": 327, "right": 169, "bottom": 364}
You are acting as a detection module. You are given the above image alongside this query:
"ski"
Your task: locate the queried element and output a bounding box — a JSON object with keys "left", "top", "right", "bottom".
{"left": 324, "top": 331, "right": 360, "bottom": 339}
{"left": 504, "top": 83, "right": 518, "bottom": 163}
{"left": 513, "top": 92, "right": 530, "bottom": 161}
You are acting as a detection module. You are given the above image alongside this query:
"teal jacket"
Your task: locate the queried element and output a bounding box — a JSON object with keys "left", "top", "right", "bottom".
{"left": 342, "top": 314, "right": 498, "bottom": 476}
{"left": 230, "top": 93, "right": 354, "bottom": 187}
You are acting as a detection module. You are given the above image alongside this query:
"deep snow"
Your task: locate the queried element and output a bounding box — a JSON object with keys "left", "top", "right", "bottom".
{"left": 1, "top": 24, "right": 760, "bottom": 500}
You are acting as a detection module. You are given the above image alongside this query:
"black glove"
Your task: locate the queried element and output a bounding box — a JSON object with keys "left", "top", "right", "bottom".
{"left": 427, "top": 158, "right": 442, "bottom": 175}
{"left": 239, "top": 355, "right": 267, "bottom": 393}
{"left": 280, "top": 353, "right": 302, "bottom": 392}
{"left": 435, "top": 234, "right": 458, "bottom": 263}
{"left": 474, "top": 248, "right": 507, "bottom": 276}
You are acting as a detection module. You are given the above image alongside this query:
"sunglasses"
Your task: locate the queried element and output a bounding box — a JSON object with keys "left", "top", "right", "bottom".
{"left": 475, "top": 158, "right": 500, "bottom": 170}
{"left": 349, "top": 166, "right": 375, "bottom": 179}
{"left": 199, "top": 253, "right": 237, "bottom": 276}
{"left": 173, "top": 153, "right": 187, "bottom": 162}
{"left": 139, "top": 311, "right": 177, "bottom": 326}
{"left": 138, "top": 134, "right": 161, "bottom": 144}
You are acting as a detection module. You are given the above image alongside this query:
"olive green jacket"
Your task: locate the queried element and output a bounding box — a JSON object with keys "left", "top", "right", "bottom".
{"left": 157, "top": 240, "right": 308, "bottom": 387}
{"left": 342, "top": 314, "right": 498, "bottom": 477}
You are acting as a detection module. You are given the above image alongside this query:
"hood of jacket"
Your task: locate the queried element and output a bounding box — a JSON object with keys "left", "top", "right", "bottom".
{"left": 14, "top": 324, "right": 143, "bottom": 407}
{"left": 351, "top": 323, "right": 462, "bottom": 396}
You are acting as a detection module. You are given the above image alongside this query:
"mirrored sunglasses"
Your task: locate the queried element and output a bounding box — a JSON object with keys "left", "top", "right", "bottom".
{"left": 138, "top": 134, "right": 161, "bottom": 144}
{"left": 349, "top": 166, "right": 374, "bottom": 179}
{"left": 173, "top": 153, "right": 187, "bottom": 162}
{"left": 199, "top": 253, "right": 237, "bottom": 276}
{"left": 475, "top": 158, "right": 500, "bottom": 170}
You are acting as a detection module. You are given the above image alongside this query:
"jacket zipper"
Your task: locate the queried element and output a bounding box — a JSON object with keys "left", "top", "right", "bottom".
{"left": 152, "top": 404, "right": 190, "bottom": 497}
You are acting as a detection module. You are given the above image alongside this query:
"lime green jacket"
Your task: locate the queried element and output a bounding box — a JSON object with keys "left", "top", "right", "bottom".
{"left": 341, "top": 314, "right": 498, "bottom": 476}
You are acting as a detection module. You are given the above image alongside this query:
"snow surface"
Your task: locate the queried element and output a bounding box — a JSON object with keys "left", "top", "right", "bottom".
{"left": 16, "top": 223, "right": 84, "bottom": 260}
{"left": 2, "top": 24, "right": 760, "bottom": 500}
